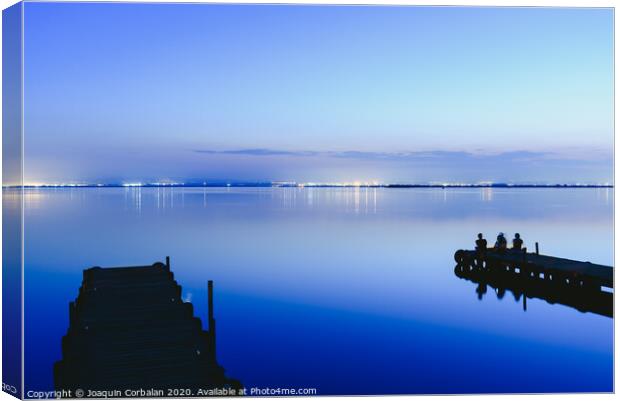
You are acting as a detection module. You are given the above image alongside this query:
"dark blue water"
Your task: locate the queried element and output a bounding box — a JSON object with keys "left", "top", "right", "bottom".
{"left": 22, "top": 187, "right": 613, "bottom": 394}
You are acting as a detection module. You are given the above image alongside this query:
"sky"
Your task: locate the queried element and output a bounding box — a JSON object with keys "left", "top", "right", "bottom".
{"left": 22, "top": 3, "right": 613, "bottom": 184}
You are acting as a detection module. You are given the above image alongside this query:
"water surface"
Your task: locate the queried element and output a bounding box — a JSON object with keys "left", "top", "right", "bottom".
{"left": 23, "top": 187, "right": 613, "bottom": 394}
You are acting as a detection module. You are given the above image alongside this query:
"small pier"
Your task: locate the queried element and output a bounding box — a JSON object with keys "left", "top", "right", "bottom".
{"left": 54, "top": 258, "right": 241, "bottom": 395}
{"left": 454, "top": 248, "right": 613, "bottom": 317}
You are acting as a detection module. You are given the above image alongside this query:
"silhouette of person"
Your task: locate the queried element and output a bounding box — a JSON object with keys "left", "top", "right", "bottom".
{"left": 474, "top": 233, "right": 488, "bottom": 267}
{"left": 494, "top": 233, "right": 507, "bottom": 252}
{"left": 475, "top": 233, "right": 487, "bottom": 251}
{"left": 513, "top": 233, "right": 523, "bottom": 250}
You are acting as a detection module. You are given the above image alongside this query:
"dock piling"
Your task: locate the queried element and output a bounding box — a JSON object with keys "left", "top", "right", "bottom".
{"left": 208, "top": 280, "right": 216, "bottom": 360}
{"left": 535, "top": 242, "right": 539, "bottom": 255}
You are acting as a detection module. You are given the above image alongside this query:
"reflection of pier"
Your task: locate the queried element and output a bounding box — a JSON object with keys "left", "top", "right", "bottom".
{"left": 454, "top": 249, "right": 613, "bottom": 317}
{"left": 54, "top": 259, "right": 241, "bottom": 395}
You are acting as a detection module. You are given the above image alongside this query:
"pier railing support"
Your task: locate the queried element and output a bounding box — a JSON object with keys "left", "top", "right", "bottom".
{"left": 208, "top": 280, "right": 216, "bottom": 362}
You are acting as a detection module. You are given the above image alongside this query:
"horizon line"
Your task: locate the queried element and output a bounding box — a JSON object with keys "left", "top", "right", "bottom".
{"left": 4, "top": 182, "right": 615, "bottom": 189}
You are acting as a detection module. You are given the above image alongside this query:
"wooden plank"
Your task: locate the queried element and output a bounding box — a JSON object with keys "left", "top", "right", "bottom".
{"left": 455, "top": 249, "right": 613, "bottom": 288}
{"left": 54, "top": 260, "right": 242, "bottom": 394}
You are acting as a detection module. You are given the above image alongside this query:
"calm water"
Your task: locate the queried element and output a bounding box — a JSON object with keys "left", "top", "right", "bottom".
{"left": 22, "top": 187, "right": 613, "bottom": 394}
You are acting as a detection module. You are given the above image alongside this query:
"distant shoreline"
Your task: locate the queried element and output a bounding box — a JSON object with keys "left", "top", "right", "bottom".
{"left": 5, "top": 183, "right": 614, "bottom": 189}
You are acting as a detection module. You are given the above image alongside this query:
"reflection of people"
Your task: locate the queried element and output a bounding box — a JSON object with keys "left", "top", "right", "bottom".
{"left": 494, "top": 233, "right": 507, "bottom": 251}
{"left": 475, "top": 233, "right": 487, "bottom": 251}
{"left": 476, "top": 283, "right": 487, "bottom": 300}
{"left": 512, "top": 233, "right": 523, "bottom": 250}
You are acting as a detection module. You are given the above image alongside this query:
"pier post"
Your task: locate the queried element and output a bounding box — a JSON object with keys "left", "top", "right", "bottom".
{"left": 165, "top": 256, "right": 170, "bottom": 271}
{"left": 535, "top": 242, "right": 539, "bottom": 255}
{"left": 208, "top": 280, "right": 216, "bottom": 361}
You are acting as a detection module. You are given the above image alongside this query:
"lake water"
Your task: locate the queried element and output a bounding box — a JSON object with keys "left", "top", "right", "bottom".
{"left": 21, "top": 187, "right": 613, "bottom": 394}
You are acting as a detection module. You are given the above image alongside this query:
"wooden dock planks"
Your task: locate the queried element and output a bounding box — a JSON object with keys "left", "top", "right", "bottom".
{"left": 454, "top": 249, "right": 613, "bottom": 317}
{"left": 54, "top": 260, "right": 241, "bottom": 395}
{"left": 455, "top": 249, "right": 613, "bottom": 289}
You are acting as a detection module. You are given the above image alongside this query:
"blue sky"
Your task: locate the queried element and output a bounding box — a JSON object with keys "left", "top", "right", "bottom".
{"left": 23, "top": 3, "right": 613, "bottom": 184}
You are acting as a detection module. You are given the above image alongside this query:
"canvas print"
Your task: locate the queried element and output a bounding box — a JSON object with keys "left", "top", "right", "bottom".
{"left": 2, "top": 1, "right": 614, "bottom": 398}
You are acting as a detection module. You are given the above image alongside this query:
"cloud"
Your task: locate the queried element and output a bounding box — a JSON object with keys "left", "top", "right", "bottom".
{"left": 193, "top": 148, "right": 559, "bottom": 163}
{"left": 190, "top": 148, "right": 611, "bottom": 183}
{"left": 194, "top": 148, "right": 318, "bottom": 157}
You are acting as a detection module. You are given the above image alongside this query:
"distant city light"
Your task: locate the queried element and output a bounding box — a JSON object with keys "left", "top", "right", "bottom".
{"left": 10, "top": 181, "right": 614, "bottom": 189}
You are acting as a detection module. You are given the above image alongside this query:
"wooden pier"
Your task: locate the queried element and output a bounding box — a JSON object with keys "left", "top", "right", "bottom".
{"left": 455, "top": 249, "right": 613, "bottom": 290}
{"left": 454, "top": 249, "right": 613, "bottom": 317}
{"left": 54, "top": 258, "right": 241, "bottom": 395}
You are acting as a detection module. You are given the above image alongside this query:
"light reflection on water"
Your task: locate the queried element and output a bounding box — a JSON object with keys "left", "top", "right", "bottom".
{"left": 22, "top": 187, "right": 613, "bottom": 394}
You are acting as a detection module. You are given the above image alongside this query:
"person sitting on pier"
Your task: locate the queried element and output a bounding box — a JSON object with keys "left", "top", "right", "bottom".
{"left": 512, "top": 233, "right": 523, "bottom": 250}
{"left": 474, "top": 233, "right": 488, "bottom": 265}
{"left": 494, "top": 233, "right": 507, "bottom": 252}
{"left": 475, "top": 233, "right": 487, "bottom": 252}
